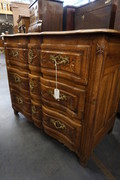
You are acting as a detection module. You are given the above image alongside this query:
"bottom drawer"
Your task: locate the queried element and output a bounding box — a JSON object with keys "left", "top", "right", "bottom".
{"left": 11, "top": 90, "right": 32, "bottom": 120}
{"left": 42, "top": 106, "right": 81, "bottom": 151}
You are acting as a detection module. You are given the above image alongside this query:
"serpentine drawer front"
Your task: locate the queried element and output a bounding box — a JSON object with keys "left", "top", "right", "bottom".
{"left": 8, "top": 67, "right": 29, "bottom": 94}
{"left": 5, "top": 42, "right": 29, "bottom": 71}
{"left": 11, "top": 89, "right": 32, "bottom": 120}
{"left": 4, "top": 30, "right": 120, "bottom": 166}
{"left": 41, "top": 44, "right": 90, "bottom": 85}
{"left": 41, "top": 77, "right": 86, "bottom": 122}
{"left": 42, "top": 106, "right": 81, "bottom": 151}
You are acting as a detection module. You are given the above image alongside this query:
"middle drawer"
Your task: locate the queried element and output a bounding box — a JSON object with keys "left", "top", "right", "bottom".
{"left": 8, "top": 67, "right": 29, "bottom": 95}
{"left": 41, "top": 77, "right": 86, "bottom": 122}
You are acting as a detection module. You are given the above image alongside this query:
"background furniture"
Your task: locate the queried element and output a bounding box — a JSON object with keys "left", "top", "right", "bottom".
{"left": 4, "top": 29, "right": 120, "bottom": 166}
{"left": 28, "top": 0, "right": 63, "bottom": 32}
{"left": 17, "top": 15, "right": 30, "bottom": 33}
{"left": 63, "top": 0, "right": 120, "bottom": 31}
{"left": 11, "top": 2, "right": 30, "bottom": 34}
{"left": 75, "top": 0, "right": 120, "bottom": 30}
{"left": 63, "top": 5, "right": 75, "bottom": 31}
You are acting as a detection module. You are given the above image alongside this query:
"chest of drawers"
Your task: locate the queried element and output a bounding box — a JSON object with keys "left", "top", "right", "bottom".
{"left": 29, "top": 0, "right": 63, "bottom": 32}
{"left": 17, "top": 15, "right": 30, "bottom": 33}
{"left": 75, "top": 0, "right": 120, "bottom": 30}
{"left": 4, "top": 29, "right": 120, "bottom": 166}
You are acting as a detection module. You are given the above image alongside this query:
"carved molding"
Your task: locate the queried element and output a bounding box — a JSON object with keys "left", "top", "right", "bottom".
{"left": 96, "top": 43, "right": 105, "bottom": 54}
{"left": 28, "top": 49, "right": 39, "bottom": 64}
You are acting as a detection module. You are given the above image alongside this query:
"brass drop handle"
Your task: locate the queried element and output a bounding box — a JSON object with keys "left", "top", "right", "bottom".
{"left": 50, "top": 55, "right": 69, "bottom": 65}
{"left": 14, "top": 74, "right": 21, "bottom": 83}
{"left": 49, "top": 90, "right": 67, "bottom": 101}
{"left": 59, "top": 94, "right": 67, "bottom": 101}
{"left": 12, "top": 50, "right": 19, "bottom": 58}
{"left": 50, "top": 119, "right": 66, "bottom": 130}
{"left": 28, "top": 49, "right": 34, "bottom": 64}
{"left": 16, "top": 97, "right": 23, "bottom": 104}
{"left": 32, "top": 106, "right": 37, "bottom": 114}
{"left": 29, "top": 80, "right": 34, "bottom": 91}
{"left": 81, "top": 15, "right": 85, "bottom": 21}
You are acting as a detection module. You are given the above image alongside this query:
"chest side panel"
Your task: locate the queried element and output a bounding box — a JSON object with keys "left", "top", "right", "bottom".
{"left": 93, "top": 36, "right": 120, "bottom": 147}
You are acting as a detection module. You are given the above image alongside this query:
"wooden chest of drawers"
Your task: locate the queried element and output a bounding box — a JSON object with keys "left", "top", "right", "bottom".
{"left": 63, "top": 5, "right": 75, "bottom": 30}
{"left": 17, "top": 15, "right": 30, "bottom": 33}
{"left": 75, "top": 0, "right": 120, "bottom": 30}
{"left": 29, "top": 0, "right": 63, "bottom": 32}
{"left": 4, "top": 29, "right": 120, "bottom": 165}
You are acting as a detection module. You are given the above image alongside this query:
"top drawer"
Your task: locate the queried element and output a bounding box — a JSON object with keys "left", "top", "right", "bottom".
{"left": 41, "top": 44, "right": 90, "bottom": 85}
{"left": 5, "top": 47, "right": 28, "bottom": 70}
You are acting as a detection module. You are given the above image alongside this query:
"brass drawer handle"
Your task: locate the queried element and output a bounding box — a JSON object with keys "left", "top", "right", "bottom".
{"left": 16, "top": 96, "right": 23, "bottom": 104}
{"left": 32, "top": 105, "right": 37, "bottom": 114}
{"left": 12, "top": 50, "right": 19, "bottom": 58}
{"left": 14, "top": 74, "right": 21, "bottom": 83}
{"left": 29, "top": 80, "right": 34, "bottom": 91}
{"left": 50, "top": 119, "right": 66, "bottom": 130}
{"left": 49, "top": 90, "right": 67, "bottom": 101}
{"left": 81, "top": 15, "right": 85, "bottom": 21}
{"left": 50, "top": 55, "right": 69, "bottom": 65}
{"left": 28, "top": 49, "right": 34, "bottom": 64}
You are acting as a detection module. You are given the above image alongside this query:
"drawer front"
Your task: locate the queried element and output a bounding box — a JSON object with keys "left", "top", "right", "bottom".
{"left": 6, "top": 48, "right": 28, "bottom": 63}
{"left": 8, "top": 68, "right": 29, "bottom": 93}
{"left": 28, "top": 47, "right": 40, "bottom": 66}
{"left": 29, "top": 74, "right": 41, "bottom": 99}
{"left": 41, "top": 77, "right": 86, "bottom": 121}
{"left": 75, "top": 6, "right": 111, "bottom": 30}
{"left": 31, "top": 100, "right": 42, "bottom": 128}
{"left": 11, "top": 90, "right": 31, "bottom": 115}
{"left": 6, "top": 48, "right": 28, "bottom": 70}
{"left": 41, "top": 44, "right": 90, "bottom": 85}
{"left": 42, "top": 106, "right": 81, "bottom": 150}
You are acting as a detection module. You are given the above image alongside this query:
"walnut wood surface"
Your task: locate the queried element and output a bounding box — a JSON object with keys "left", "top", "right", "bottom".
{"left": 63, "top": 6, "right": 76, "bottom": 31}
{"left": 75, "top": 0, "right": 118, "bottom": 30}
{"left": 4, "top": 29, "right": 120, "bottom": 165}
{"left": 29, "top": 0, "right": 63, "bottom": 32}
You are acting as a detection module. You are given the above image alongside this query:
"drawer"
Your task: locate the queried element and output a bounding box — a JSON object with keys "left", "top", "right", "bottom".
{"left": 29, "top": 74, "right": 41, "bottom": 100}
{"left": 6, "top": 47, "right": 28, "bottom": 63}
{"left": 8, "top": 67, "right": 29, "bottom": 94}
{"left": 41, "top": 77, "right": 86, "bottom": 122}
{"left": 28, "top": 46, "right": 40, "bottom": 66}
{"left": 42, "top": 106, "right": 81, "bottom": 150}
{"left": 11, "top": 89, "right": 31, "bottom": 117}
{"left": 41, "top": 44, "right": 90, "bottom": 85}
{"left": 28, "top": 45, "right": 41, "bottom": 73}
{"left": 31, "top": 99, "right": 42, "bottom": 128}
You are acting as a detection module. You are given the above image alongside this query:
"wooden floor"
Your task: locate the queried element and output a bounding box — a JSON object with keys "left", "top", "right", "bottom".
{"left": 0, "top": 53, "right": 120, "bottom": 180}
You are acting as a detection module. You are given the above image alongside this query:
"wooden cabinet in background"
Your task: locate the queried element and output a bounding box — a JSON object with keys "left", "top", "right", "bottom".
{"left": 63, "top": 5, "right": 75, "bottom": 31}
{"left": 29, "top": 0, "right": 63, "bottom": 32}
{"left": 17, "top": 15, "right": 30, "bottom": 33}
{"left": 75, "top": 0, "right": 120, "bottom": 30}
{"left": 4, "top": 29, "right": 120, "bottom": 166}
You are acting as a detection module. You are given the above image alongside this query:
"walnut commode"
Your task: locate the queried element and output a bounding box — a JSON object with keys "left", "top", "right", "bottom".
{"left": 4, "top": 29, "right": 120, "bottom": 165}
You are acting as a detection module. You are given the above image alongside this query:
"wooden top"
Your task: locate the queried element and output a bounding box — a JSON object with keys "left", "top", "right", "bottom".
{"left": 17, "top": 15, "right": 30, "bottom": 23}
{"left": 3, "top": 29, "right": 120, "bottom": 37}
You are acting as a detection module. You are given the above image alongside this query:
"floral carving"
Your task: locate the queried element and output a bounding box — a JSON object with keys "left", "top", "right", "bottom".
{"left": 96, "top": 43, "right": 105, "bottom": 54}
{"left": 28, "top": 49, "right": 39, "bottom": 64}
